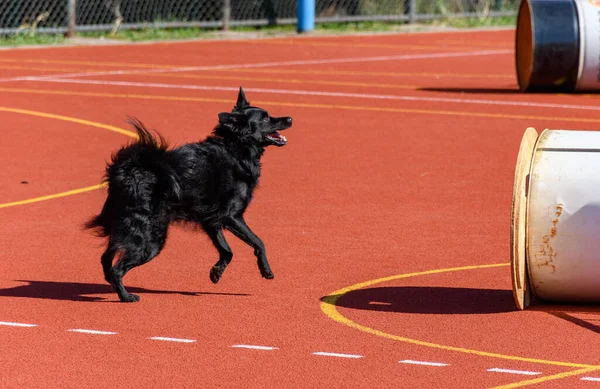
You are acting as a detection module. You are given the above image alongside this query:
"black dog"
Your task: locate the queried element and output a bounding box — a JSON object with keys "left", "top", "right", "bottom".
{"left": 86, "top": 87, "right": 292, "bottom": 302}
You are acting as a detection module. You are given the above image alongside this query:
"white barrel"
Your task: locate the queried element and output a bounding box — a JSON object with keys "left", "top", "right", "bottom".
{"left": 515, "top": 0, "right": 600, "bottom": 92}
{"left": 515, "top": 0, "right": 580, "bottom": 92}
{"left": 575, "top": 0, "right": 600, "bottom": 90}
{"left": 527, "top": 129, "right": 600, "bottom": 302}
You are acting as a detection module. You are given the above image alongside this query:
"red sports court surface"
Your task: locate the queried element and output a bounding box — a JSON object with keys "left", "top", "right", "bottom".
{"left": 0, "top": 29, "right": 599, "bottom": 388}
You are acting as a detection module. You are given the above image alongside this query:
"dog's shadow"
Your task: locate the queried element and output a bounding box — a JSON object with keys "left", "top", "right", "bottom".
{"left": 321, "top": 286, "right": 516, "bottom": 314}
{"left": 0, "top": 280, "right": 250, "bottom": 302}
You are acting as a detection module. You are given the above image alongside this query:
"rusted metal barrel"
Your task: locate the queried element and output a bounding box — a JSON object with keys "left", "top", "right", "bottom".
{"left": 516, "top": 0, "right": 600, "bottom": 92}
{"left": 511, "top": 128, "right": 600, "bottom": 309}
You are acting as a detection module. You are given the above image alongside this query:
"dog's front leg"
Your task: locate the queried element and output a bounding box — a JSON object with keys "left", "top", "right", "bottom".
{"left": 224, "top": 217, "right": 274, "bottom": 279}
{"left": 205, "top": 228, "right": 233, "bottom": 284}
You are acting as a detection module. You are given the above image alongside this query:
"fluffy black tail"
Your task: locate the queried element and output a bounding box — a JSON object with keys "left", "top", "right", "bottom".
{"left": 85, "top": 117, "right": 181, "bottom": 237}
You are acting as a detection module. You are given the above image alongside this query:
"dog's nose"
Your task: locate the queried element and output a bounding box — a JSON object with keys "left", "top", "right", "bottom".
{"left": 286, "top": 117, "right": 293, "bottom": 124}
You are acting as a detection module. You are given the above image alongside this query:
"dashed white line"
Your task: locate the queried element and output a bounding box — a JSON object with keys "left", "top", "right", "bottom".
{"left": 312, "top": 352, "right": 364, "bottom": 359}
{"left": 487, "top": 368, "right": 541, "bottom": 376}
{"left": 0, "top": 321, "right": 37, "bottom": 327}
{"left": 0, "top": 319, "right": 587, "bottom": 380}
{"left": 67, "top": 329, "right": 117, "bottom": 335}
{"left": 399, "top": 359, "right": 448, "bottom": 367}
{"left": 581, "top": 377, "right": 600, "bottom": 382}
{"left": 148, "top": 336, "right": 196, "bottom": 343}
{"left": 231, "top": 344, "right": 278, "bottom": 350}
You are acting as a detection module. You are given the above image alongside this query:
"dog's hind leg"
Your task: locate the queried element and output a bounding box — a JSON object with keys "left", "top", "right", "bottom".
{"left": 101, "top": 239, "right": 118, "bottom": 284}
{"left": 206, "top": 228, "right": 233, "bottom": 284}
{"left": 109, "top": 244, "right": 162, "bottom": 302}
{"left": 108, "top": 226, "right": 168, "bottom": 302}
{"left": 224, "top": 217, "right": 274, "bottom": 280}
{"left": 110, "top": 251, "right": 144, "bottom": 302}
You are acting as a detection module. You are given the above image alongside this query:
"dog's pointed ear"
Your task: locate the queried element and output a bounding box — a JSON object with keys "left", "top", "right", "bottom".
{"left": 217, "top": 112, "right": 247, "bottom": 134}
{"left": 233, "top": 86, "right": 250, "bottom": 111}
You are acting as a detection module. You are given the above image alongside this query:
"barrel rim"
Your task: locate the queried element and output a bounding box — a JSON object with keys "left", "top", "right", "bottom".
{"left": 516, "top": 0, "right": 534, "bottom": 91}
{"left": 510, "top": 127, "right": 538, "bottom": 310}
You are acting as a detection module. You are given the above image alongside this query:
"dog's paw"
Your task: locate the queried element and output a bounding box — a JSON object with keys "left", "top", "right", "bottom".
{"left": 261, "top": 269, "right": 274, "bottom": 279}
{"left": 120, "top": 293, "right": 140, "bottom": 303}
{"left": 210, "top": 266, "right": 223, "bottom": 284}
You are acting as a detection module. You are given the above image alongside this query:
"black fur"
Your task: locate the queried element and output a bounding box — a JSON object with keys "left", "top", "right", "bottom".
{"left": 86, "top": 87, "right": 292, "bottom": 302}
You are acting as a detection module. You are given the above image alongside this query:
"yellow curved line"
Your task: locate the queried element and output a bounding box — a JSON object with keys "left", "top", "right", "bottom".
{"left": 0, "top": 106, "right": 137, "bottom": 138}
{"left": 0, "top": 106, "right": 136, "bottom": 209}
{"left": 320, "top": 263, "right": 598, "bottom": 369}
{"left": 0, "top": 184, "right": 106, "bottom": 209}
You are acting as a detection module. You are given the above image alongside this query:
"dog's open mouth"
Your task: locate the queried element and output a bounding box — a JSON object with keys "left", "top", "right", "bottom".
{"left": 266, "top": 131, "right": 287, "bottom": 146}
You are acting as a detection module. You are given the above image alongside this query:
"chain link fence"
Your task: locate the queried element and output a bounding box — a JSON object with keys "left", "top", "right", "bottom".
{"left": 0, "top": 0, "right": 519, "bottom": 36}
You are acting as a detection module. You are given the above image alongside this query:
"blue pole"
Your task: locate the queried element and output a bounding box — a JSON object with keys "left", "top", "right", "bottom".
{"left": 297, "top": 0, "right": 315, "bottom": 33}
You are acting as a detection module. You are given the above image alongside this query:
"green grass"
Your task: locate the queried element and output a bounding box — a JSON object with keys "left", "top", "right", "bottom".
{"left": 0, "top": 16, "right": 516, "bottom": 47}
{"left": 0, "top": 33, "right": 66, "bottom": 47}
{"left": 317, "top": 16, "right": 515, "bottom": 32}
{"left": 431, "top": 15, "right": 516, "bottom": 28}
{"left": 318, "top": 21, "right": 403, "bottom": 32}
{"left": 80, "top": 27, "right": 222, "bottom": 41}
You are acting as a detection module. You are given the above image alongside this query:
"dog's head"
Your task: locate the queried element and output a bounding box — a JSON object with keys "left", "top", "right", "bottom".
{"left": 215, "top": 87, "right": 292, "bottom": 147}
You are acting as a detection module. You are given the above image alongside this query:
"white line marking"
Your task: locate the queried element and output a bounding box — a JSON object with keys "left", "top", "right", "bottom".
{"left": 231, "top": 344, "right": 278, "bottom": 350}
{"left": 36, "top": 78, "right": 600, "bottom": 113}
{"left": 582, "top": 377, "right": 600, "bottom": 382}
{"left": 0, "top": 49, "right": 510, "bottom": 83}
{"left": 312, "top": 352, "right": 364, "bottom": 359}
{"left": 67, "top": 329, "right": 117, "bottom": 335}
{"left": 487, "top": 368, "right": 541, "bottom": 376}
{"left": 0, "top": 321, "right": 37, "bottom": 327}
{"left": 149, "top": 336, "right": 196, "bottom": 343}
{"left": 399, "top": 359, "right": 448, "bottom": 367}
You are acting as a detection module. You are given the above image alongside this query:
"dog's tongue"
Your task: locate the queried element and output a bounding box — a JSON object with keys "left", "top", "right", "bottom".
{"left": 268, "top": 131, "right": 287, "bottom": 142}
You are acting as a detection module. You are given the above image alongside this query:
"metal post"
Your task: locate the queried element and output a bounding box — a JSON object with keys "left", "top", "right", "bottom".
{"left": 66, "top": 0, "right": 76, "bottom": 37}
{"left": 408, "top": 0, "right": 416, "bottom": 24}
{"left": 297, "top": 0, "right": 315, "bottom": 33}
{"left": 222, "top": 0, "right": 231, "bottom": 31}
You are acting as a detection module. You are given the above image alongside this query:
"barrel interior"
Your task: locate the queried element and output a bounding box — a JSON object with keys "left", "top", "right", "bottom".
{"left": 516, "top": 0, "right": 533, "bottom": 91}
